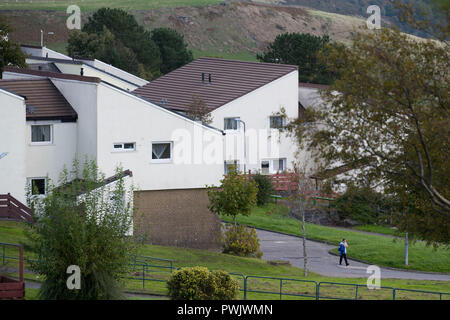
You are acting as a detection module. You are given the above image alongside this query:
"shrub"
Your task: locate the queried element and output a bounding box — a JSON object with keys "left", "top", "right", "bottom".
{"left": 221, "top": 224, "right": 263, "bottom": 258}
{"left": 167, "top": 267, "right": 239, "bottom": 300}
{"left": 252, "top": 173, "right": 274, "bottom": 206}
{"left": 334, "top": 185, "right": 394, "bottom": 225}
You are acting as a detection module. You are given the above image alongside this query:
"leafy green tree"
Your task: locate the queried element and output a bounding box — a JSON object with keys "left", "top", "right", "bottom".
{"left": 251, "top": 173, "right": 274, "bottom": 206}
{"left": 207, "top": 167, "right": 257, "bottom": 225}
{"left": 151, "top": 27, "right": 193, "bottom": 74}
{"left": 67, "top": 27, "right": 140, "bottom": 76}
{"left": 284, "top": 28, "right": 449, "bottom": 245}
{"left": 82, "top": 8, "right": 161, "bottom": 77}
{"left": 257, "top": 32, "right": 337, "bottom": 85}
{"left": 25, "top": 159, "right": 138, "bottom": 299}
{"left": 0, "top": 16, "right": 27, "bottom": 77}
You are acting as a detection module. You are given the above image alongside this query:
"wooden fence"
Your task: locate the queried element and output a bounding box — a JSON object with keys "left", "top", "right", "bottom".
{"left": 0, "top": 193, "right": 33, "bottom": 224}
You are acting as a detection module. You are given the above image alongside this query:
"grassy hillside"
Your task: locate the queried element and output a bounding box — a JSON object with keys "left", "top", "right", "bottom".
{"left": 1, "top": 1, "right": 366, "bottom": 61}
{"left": 257, "top": 0, "right": 444, "bottom": 37}
{"left": 0, "top": 0, "right": 224, "bottom": 11}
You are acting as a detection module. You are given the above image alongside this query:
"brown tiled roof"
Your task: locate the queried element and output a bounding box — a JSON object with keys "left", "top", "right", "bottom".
{"left": 3, "top": 66, "right": 101, "bottom": 83}
{"left": 0, "top": 79, "right": 77, "bottom": 121}
{"left": 134, "top": 57, "right": 298, "bottom": 112}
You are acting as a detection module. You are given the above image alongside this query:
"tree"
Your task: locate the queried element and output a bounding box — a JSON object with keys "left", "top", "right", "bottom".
{"left": 25, "top": 159, "right": 138, "bottom": 299}
{"left": 185, "top": 95, "right": 212, "bottom": 124}
{"left": 151, "top": 27, "right": 193, "bottom": 74}
{"left": 82, "top": 8, "right": 161, "bottom": 77}
{"left": 285, "top": 28, "right": 449, "bottom": 245}
{"left": 207, "top": 167, "right": 258, "bottom": 225}
{"left": 257, "top": 32, "right": 337, "bottom": 85}
{"left": 0, "top": 16, "right": 27, "bottom": 77}
{"left": 67, "top": 27, "right": 140, "bottom": 76}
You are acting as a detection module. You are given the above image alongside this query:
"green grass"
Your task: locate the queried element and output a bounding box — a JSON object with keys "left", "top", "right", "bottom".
{"left": 191, "top": 48, "right": 258, "bottom": 62}
{"left": 221, "top": 203, "right": 450, "bottom": 273}
{"left": 0, "top": 0, "right": 223, "bottom": 12}
{"left": 1, "top": 220, "right": 449, "bottom": 300}
{"left": 354, "top": 224, "right": 406, "bottom": 237}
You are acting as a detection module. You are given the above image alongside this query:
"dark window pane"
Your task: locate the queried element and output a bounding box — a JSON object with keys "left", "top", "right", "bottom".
{"left": 31, "top": 179, "right": 46, "bottom": 195}
{"left": 124, "top": 143, "right": 135, "bottom": 149}
{"left": 31, "top": 125, "right": 51, "bottom": 142}
{"left": 152, "top": 143, "right": 171, "bottom": 159}
{"left": 270, "top": 116, "right": 283, "bottom": 129}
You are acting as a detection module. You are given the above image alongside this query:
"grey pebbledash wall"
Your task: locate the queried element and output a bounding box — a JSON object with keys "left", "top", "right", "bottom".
{"left": 133, "top": 189, "right": 222, "bottom": 250}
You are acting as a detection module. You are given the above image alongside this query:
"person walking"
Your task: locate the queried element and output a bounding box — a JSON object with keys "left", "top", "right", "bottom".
{"left": 338, "top": 238, "right": 349, "bottom": 266}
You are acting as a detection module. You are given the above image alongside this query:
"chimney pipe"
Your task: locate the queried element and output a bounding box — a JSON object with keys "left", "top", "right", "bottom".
{"left": 208, "top": 73, "right": 211, "bottom": 84}
{"left": 201, "top": 72, "right": 205, "bottom": 83}
{"left": 80, "top": 67, "right": 84, "bottom": 76}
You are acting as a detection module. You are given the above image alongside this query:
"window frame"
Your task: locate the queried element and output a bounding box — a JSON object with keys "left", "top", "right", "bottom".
{"left": 224, "top": 160, "right": 239, "bottom": 174}
{"left": 112, "top": 142, "right": 136, "bottom": 152}
{"left": 30, "top": 124, "right": 53, "bottom": 145}
{"left": 269, "top": 115, "right": 285, "bottom": 129}
{"left": 151, "top": 141, "right": 173, "bottom": 163}
{"left": 224, "top": 117, "right": 240, "bottom": 131}
{"left": 28, "top": 177, "right": 47, "bottom": 196}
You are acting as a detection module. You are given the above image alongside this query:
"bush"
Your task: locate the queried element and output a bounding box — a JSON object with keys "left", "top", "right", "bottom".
{"left": 252, "top": 173, "right": 274, "bottom": 206}
{"left": 167, "top": 267, "right": 239, "bottom": 300}
{"left": 334, "top": 185, "right": 394, "bottom": 225}
{"left": 221, "top": 224, "right": 263, "bottom": 258}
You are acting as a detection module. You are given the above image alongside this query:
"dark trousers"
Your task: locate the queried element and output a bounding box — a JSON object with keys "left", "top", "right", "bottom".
{"left": 340, "top": 254, "right": 349, "bottom": 265}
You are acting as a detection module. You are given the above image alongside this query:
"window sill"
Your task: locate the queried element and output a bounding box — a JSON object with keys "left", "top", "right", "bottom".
{"left": 29, "top": 142, "right": 53, "bottom": 146}
{"left": 151, "top": 159, "right": 173, "bottom": 164}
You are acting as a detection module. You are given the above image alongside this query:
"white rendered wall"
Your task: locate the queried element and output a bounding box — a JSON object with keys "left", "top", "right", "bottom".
{"left": 209, "top": 70, "right": 303, "bottom": 173}
{"left": 0, "top": 91, "right": 27, "bottom": 203}
{"left": 95, "top": 83, "right": 225, "bottom": 191}
{"left": 25, "top": 121, "right": 77, "bottom": 187}
{"left": 50, "top": 78, "right": 98, "bottom": 165}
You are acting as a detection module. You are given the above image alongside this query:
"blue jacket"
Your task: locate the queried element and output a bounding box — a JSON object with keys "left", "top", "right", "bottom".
{"left": 338, "top": 242, "right": 347, "bottom": 255}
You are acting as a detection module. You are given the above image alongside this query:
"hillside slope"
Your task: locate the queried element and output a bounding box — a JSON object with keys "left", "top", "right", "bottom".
{"left": 1, "top": 1, "right": 367, "bottom": 61}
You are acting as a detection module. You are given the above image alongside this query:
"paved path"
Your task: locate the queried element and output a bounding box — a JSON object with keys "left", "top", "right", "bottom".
{"left": 256, "top": 228, "right": 450, "bottom": 281}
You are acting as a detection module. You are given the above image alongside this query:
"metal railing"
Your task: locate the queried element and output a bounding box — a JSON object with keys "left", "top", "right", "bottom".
{"left": 2, "top": 241, "right": 449, "bottom": 300}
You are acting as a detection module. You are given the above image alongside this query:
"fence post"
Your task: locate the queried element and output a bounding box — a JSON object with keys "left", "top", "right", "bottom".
{"left": 244, "top": 276, "right": 247, "bottom": 300}
{"left": 142, "top": 266, "right": 145, "bottom": 289}
{"left": 280, "top": 280, "right": 283, "bottom": 300}
{"left": 393, "top": 288, "right": 396, "bottom": 300}
{"left": 7, "top": 193, "right": 11, "bottom": 219}
{"left": 2, "top": 244, "right": 5, "bottom": 265}
{"left": 316, "top": 283, "right": 320, "bottom": 300}
{"left": 355, "top": 285, "right": 359, "bottom": 300}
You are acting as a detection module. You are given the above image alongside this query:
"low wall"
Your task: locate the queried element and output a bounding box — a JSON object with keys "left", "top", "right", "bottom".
{"left": 134, "top": 189, "right": 222, "bottom": 250}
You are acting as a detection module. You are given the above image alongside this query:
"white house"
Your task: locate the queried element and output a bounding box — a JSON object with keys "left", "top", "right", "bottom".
{"left": 20, "top": 44, "right": 149, "bottom": 91}
{"left": 0, "top": 67, "right": 224, "bottom": 249}
{"left": 134, "top": 57, "right": 303, "bottom": 175}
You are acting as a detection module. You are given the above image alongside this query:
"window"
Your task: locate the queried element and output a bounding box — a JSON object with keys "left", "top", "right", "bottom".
{"left": 224, "top": 160, "right": 239, "bottom": 174}
{"left": 113, "top": 142, "right": 136, "bottom": 151}
{"left": 261, "top": 158, "right": 286, "bottom": 174}
{"left": 31, "top": 125, "right": 52, "bottom": 143}
{"left": 270, "top": 116, "right": 285, "bottom": 129}
{"left": 261, "top": 160, "right": 270, "bottom": 174}
{"left": 29, "top": 178, "right": 46, "bottom": 195}
{"left": 224, "top": 117, "right": 239, "bottom": 130}
{"left": 152, "top": 142, "right": 172, "bottom": 162}
{"left": 273, "top": 158, "right": 286, "bottom": 172}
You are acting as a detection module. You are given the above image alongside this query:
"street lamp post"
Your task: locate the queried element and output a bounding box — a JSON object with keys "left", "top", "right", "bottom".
{"left": 235, "top": 118, "right": 247, "bottom": 174}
